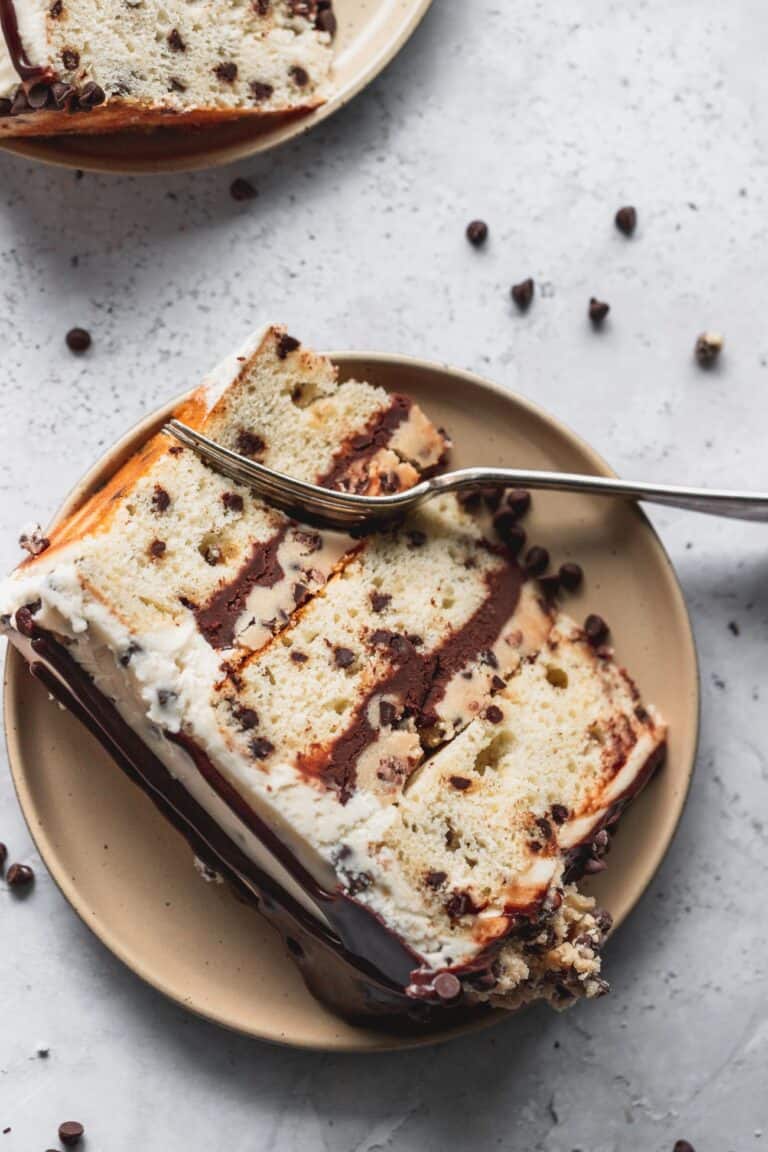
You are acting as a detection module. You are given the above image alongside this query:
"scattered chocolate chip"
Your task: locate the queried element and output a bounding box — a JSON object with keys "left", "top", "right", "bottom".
{"left": 493, "top": 513, "right": 527, "bottom": 555}
{"left": 215, "top": 61, "right": 238, "bottom": 82}
{"left": 233, "top": 706, "right": 259, "bottom": 730}
{"left": 449, "top": 775, "right": 471, "bottom": 791}
{"left": 61, "top": 47, "right": 80, "bottom": 70}
{"left": 588, "top": 297, "right": 610, "bottom": 325}
{"left": 230, "top": 177, "right": 257, "bottom": 201}
{"left": 6, "top": 862, "right": 34, "bottom": 889}
{"left": 292, "top": 582, "right": 308, "bottom": 604}
{"left": 595, "top": 908, "right": 613, "bottom": 936}
{"left": 505, "top": 488, "right": 531, "bottom": 519}
{"left": 50, "top": 0, "right": 63, "bottom": 14}
{"left": 26, "top": 82, "right": 51, "bottom": 109}
{"left": 149, "top": 539, "right": 166, "bottom": 559}
{"left": 290, "top": 650, "right": 308, "bottom": 664}
{"left": 58, "top": 1122, "right": 84, "bottom": 1147}
{"left": 290, "top": 65, "right": 310, "bottom": 87}
{"left": 333, "top": 646, "right": 355, "bottom": 669}
{"left": 65, "top": 326, "right": 91, "bottom": 353}
{"left": 615, "top": 205, "right": 637, "bottom": 236}
{"left": 535, "top": 816, "right": 553, "bottom": 841}
{"left": 167, "top": 27, "right": 185, "bottom": 51}
{"left": 78, "top": 81, "right": 105, "bottom": 107}
{"left": 222, "top": 491, "right": 244, "bottom": 512}
{"left": 490, "top": 674, "right": 506, "bottom": 692}
{"left": 19, "top": 525, "right": 50, "bottom": 556}
{"left": 672, "top": 1142, "right": 695, "bottom": 1152}
{"left": 316, "top": 6, "right": 337, "bottom": 36}
{"left": 728, "top": 620, "right": 740, "bottom": 636}
{"left": 445, "top": 891, "right": 473, "bottom": 919}
{"left": 249, "top": 80, "right": 274, "bottom": 102}
{"left": 584, "top": 613, "right": 610, "bottom": 647}
{"left": 51, "top": 81, "right": 77, "bottom": 110}
{"left": 485, "top": 704, "right": 504, "bottom": 724}
{"left": 169, "top": 76, "right": 187, "bottom": 93}
{"left": 550, "top": 804, "right": 569, "bottom": 825}
{"left": 466, "top": 219, "right": 488, "bottom": 246}
{"left": 370, "top": 591, "right": 391, "bottom": 613}
{"left": 511, "top": 277, "right": 535, "bottom": 311}
{"left": 151, "top": 485, "right": 170, "bottom": 513}
{"left": 0, "top": 843, "right": 6, "bottom": 869}
{"left": 694, "top": 331, "right": 723, "bottom": 367}
{"left": 537, "top": 573, "right": 561, "bottom": 600}
{"left": 425, "top": 869, "right": 447, "bottom": 889}
{"left": 251, "top": 737, "right": 274, "bottom": 760}
{"left": 558, "top": 562, "right": 583, "bottom": 591}
{"left": 406, "top": 530, "right": 426, "bottom": 548}
{"left": 277, "top": 333, "right": 300, "bottom": 359}
{"left": 434, "top": 972, "right": 462, "bottom": 1001}
{"left": 523, "top": 545, "right": 550, "bottom": 577}
{"left": 236, "top": 430, "right": 266, "bottom": 457}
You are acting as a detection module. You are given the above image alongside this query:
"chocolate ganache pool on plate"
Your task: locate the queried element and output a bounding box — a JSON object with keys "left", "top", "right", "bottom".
{"left": 0, "top": 325, "right": 666, "bottom": 1025}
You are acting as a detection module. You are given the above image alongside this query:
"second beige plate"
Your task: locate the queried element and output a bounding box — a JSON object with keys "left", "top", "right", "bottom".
{"left": 0, "top": 0, "right": 433, "bottom": 174}
{"left": 3, "top": 353, "right": 699, "bottom": 1051}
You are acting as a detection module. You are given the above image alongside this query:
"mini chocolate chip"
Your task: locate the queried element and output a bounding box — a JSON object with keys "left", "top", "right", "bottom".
{"left": 294, "top": 529, "right": 321, "bottom": 552}
{"left": 79, "top": 81, "right": 105, "bottom": 107}
{"left": 61, "top": 48, "right": 80, "bottom": 70}
{"left": 485, "top": 705, "right": 504, "bottom": 724}
{"left": 728, "top": 620, "right": 740, "bottom": 636}
{"left": 277, "top": 333, "right": 300, "bottom": 359}
{"left": 149, "top": 539, "right": 166, "bottom": 559}
{"left": 537, "top": 573, "right": 561, "bottom": 600}
{"left": 511, "top": 277, "right": 535, "bottom": 311}
{"left": 234, "top": 706, "right": 259, "bottom": 730}
{"left": 333, "top": 646, "right": 355, "bottom": 669}
{"left": 406, "top": 530, "right": 426, "bottom": 548}
{"left": 434, "top": 972, "right": 462, "bottom": 1001}
{"left": 505, "top": 488, "right": 531, "bottom": 519}
{"left": 445, "top": 891, "right": 473, "bottom": 919}
{"left": 169, "top": 76, "right": 187, "bottom": 93}
{"left": 694, "top": 331, "right": 723, "bottom": 367}
{"left": 215, "top": 61, "right": 238, "bottom": 82}
{"left": 58, "top": 1122, "right": 84, "bottom": 1147}
{"left": 230, "top": 177, "right": 257, "bottom": 201}
{"left": 6, "top": 862, "right": 34, "bottom": 889}
{"left": 65, "top": 326, "right": 91, "bottom": 353}
{"left": 672, "top": 1142, "right": 695, "bottom": 1152}
{"left": 26, "top": 83, "right": 51, "bottom": 109}
{"left": 535, "top": 816, "right": 553, "bottom": 841}
{"left": 316, "top": 7, "right": 336, "bottom": 36}
{"left": 50, "top": 0, "right": 63, "bottom": 13}
{"left": 19, "top": 526, "right": 50, "bottom": 556}
{"left": 152, "top": 485, "right": 170, "bottom": 513}
{"left": 249, "top": 80, "right": 274, "bottom": 102}
{"left": 236, "top": 430, "right": 266, "bottom": 457}
{"left": 167, "top": 27, "right": 186, "bottom": 51}
{"left": 290, "top": 65, "right": 310, "bottom": 87}
{"left": 449, "top": 775, "right": 471, "bottom": 791}
{"left": 493, "top": 513, "right": 527, "bottom": 555}
{"left": 51, "top": 81, "right": 77, "bottom": 110}
{"left": 558, "top": 562, "right": 583, "bottom": 591}
{"left": 222, "top": 491, "right": 244, "bottom": 512}
{"left": 589, "top": 297, "right": 610, "bottom": 324}
{"left": 584, "top": 613, "right": 610, "bottom": 646}
{"left": 425, "top": 869, "right": 447, "bottom": 889}
{"left": 251, "top": 737, "right": 274, "bottom": 760}
{"left": 490, "top": 674, "right": 506, "bottom": 692}
{"left": 523, "top": 545, "right": 550, "bottom": 577}
{"left": 615, "top": 205, "right": 637, "bottom": 236}
{"left": 290, "top": 650, "right": 308, "bottom": 664}
{"left": 0, "top": 843, "right": 6, "bottom": 869}
{"left": 466, "top": 219, "right": 488, "bottom": 246}
{"left": 292, "top": 582, "right": 308, "bottom": 604}
{"left": 550, "top": 804, "right": 569, "bottom": 825}
{"left": 370, "top": 591, "right": 391, "bottom": 613}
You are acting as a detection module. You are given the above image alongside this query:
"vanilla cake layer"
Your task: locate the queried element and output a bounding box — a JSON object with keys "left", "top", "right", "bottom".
{"left": 0, "top": 0, "right": 335, "bottom": 136}
{"left": 0, "top": 325, "right": 667, "bottom": 1022}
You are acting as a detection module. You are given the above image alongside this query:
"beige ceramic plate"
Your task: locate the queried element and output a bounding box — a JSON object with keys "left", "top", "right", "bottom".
{"left": 3, "top": 354, "right": 699, "bottom": 1051}
{"left": 0, "top": 0, "right": 433, "bottom": 174}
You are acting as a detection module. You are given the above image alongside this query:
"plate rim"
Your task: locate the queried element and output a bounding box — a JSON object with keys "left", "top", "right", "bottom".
{"left": 0, "top": 0, "right": 435, "bottom": 175}
{"left": 2, "top": 350, "right": 700, "bottom": 1051}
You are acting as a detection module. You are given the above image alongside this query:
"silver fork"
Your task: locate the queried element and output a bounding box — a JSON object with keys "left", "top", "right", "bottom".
{"left": 164, "top": 418, "right": 768, "bottom": 532}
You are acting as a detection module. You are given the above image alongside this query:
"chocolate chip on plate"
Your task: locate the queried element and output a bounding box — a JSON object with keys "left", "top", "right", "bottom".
{"left": 694, "top": 331, "right": 723, "bottom": 367}
{"left": 588, "top": 297, "right": 610, "bottom": 324}
{"left": 505, "top": 488, "right": 531, "bottom": 519}
{"left": 584, "top": 613, "right": 610, "bottom": 646}
{"left": 0, "top": 842, "right": 7, "bottom": 869}
{"left": 558, "top": 562, "right": 583, "bottom": 591}
{"left": 230, "top": 177, "right": 257, "bottom": 202}
{"left": 466, "top": 219, "right": 488, "bottom": 246}
{"left": 537, "top": 573, "right": 561, "bottom": 599}
{"left": 511, "top": 278, "right": 534, "bottom": 311}
{"left": 58, "top": 1121, "right": 85, "bottom": 1147}
{"left": 65, "top": 326, "right": 91, "bottom": 353}
{"left": 6, "top": 862, "right": 34, "bottom": 889}
{"left": 672, "top": 1142, "right": 696, "bottom": 1152}
{"left": 614, "top": 205, "right": 637, "bottom": 236}
{"left": 523, "top": 545, "right": 550, "bottom": 577}
{"left": 492, "top": 513, "right": 526, "bottom": 555}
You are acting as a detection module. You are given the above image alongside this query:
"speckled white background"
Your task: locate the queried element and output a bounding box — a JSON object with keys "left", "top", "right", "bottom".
{"left": 1, "top": 2, "right": 767, "bottom": 1149}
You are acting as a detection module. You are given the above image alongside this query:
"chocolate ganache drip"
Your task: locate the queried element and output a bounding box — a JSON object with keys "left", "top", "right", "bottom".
{"left": 0, "top": 0, "right": 55, "bottom": 83}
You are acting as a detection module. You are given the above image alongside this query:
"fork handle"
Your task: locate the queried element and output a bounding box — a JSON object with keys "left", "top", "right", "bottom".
{"left": 433, "top": 469, "right": 768, "bottom": 523}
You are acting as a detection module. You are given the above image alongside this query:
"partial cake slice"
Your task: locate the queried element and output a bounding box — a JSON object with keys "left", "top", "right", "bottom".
{"left": 0, "top": 0, "right": 335, "bottom": 136}
{"left": 0, "top": 325, "right": 667, "bottom": 1024}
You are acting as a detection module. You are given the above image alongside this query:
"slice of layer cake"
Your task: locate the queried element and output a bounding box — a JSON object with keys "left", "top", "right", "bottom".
{"left": 0, "top": 325, "right": 667, "bottom": 1025}
{"left": 0, "top": 0, "right": 335, "bottom": 136}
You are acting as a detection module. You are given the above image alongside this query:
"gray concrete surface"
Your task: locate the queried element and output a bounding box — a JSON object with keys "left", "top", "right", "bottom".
{"left": 1, "top": 1, "right": 767, "bottom": 1149}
